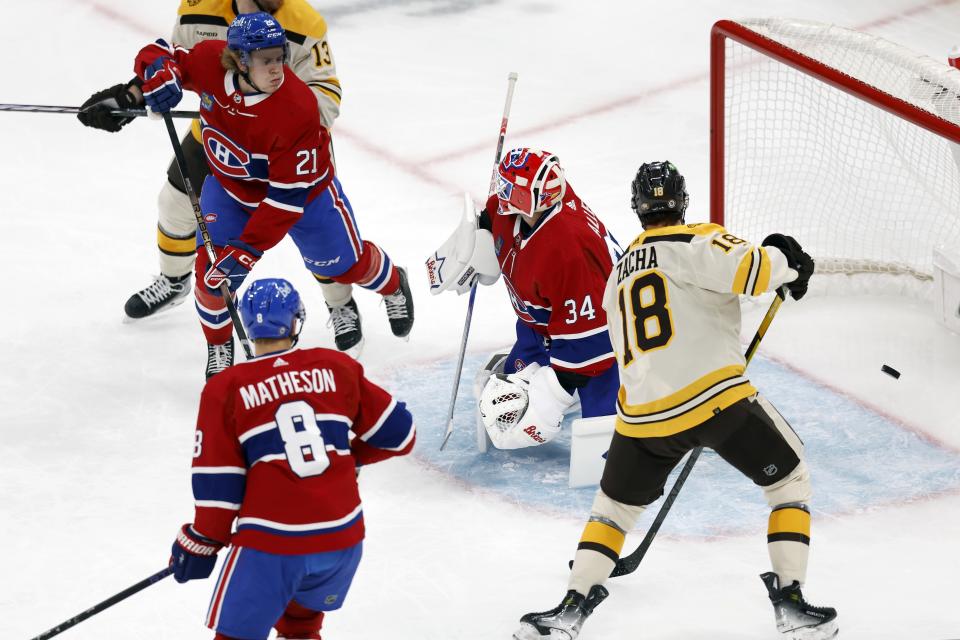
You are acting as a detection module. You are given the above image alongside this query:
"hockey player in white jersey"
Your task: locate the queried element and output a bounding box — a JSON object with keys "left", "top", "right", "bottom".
{"left": 514, "top": 162, "right": 837, "bottom": 640}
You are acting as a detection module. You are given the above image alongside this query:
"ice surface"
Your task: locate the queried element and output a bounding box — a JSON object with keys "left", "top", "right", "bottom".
{"left": 2, "top": 1, "right": 960, "bottom": 639}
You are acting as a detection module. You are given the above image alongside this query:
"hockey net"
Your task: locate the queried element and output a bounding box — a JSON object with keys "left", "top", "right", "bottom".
{"left": 712, "top": 18, "right": 960, "bottom": 296}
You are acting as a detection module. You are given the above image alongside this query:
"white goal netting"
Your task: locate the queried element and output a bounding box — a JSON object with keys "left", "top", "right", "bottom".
{"left": 718, "top": 18, "right": 960, "bottom": 288}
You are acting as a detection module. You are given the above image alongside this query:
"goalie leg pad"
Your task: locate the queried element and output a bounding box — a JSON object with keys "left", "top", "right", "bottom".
{"left": 568, "top": 489, "right": 646, "bottom": 595}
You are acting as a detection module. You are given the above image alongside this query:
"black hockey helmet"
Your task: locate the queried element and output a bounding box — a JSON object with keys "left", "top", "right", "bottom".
{"left": 631, "top": 161, "right": 689, "bottom": 225}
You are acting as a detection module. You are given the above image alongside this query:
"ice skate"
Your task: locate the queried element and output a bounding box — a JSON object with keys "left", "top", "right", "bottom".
{"left": 326, "top": 298, "right": 364, "bottom": 358}
{"left": 123, "top": 273, "right": 190, "bottom": 320}
{"left": 513, "top": 586, "right": 608, "bottom": 640}
{"left": 205, "top": 337, "right": 235, "bottom": 380}
{"left": 383, "top": 267, "right": 414, "bottom": 339}
{"left": 761, "top": 572, "right": 838, "bottom": 639}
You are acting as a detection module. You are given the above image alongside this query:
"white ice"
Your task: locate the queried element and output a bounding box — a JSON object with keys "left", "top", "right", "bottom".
{"left": 2, "top": 1, "right": 960, "bottom": 639}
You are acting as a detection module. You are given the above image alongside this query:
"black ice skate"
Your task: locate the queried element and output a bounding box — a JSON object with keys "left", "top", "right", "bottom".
{"left": 761, "top": 572, "right": 838, "bottom": 640}
{"left": 205, "top": 337, "right": 235, "bottom": 380}
{"left": 326, "top": 298, "right": 364, "bottom": 357}
{"left": 383, "top": 267, "right": 414, "bottom": 339}
{"left": 513, "top": 586, "right": 609, "bottom": 640}
{"left": 124, "top": 273, "right": 191, "bottom": 320}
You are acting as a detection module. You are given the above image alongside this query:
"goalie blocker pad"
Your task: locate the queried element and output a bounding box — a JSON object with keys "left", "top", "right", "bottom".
{"left": 426, "top": 192, "right": 501, "bottom": 295}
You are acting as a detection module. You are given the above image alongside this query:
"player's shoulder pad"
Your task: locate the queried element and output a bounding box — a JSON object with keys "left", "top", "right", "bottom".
{"left": 177, "top": 0, "right": 232, "bottom": 19}
{"left": 627, "top": 222, "right": 725, "bottom": 251}
{"left": 274, "top": 0, "right": 329, "bottom": 43}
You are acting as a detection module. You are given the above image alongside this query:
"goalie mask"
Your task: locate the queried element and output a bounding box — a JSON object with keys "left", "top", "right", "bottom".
{"left": 494, "top": 148, "right": 566, "bottom": 217}
{"left": 631, "top": 160, "right": 689, "bottom": 225}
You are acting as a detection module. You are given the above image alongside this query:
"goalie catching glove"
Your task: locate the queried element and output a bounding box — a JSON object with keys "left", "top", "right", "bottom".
{"left": 425, "top": 192, "right": 500, "bottom": 295}
{"left": 479, "top": 363, "right": 574, "bottom": 449}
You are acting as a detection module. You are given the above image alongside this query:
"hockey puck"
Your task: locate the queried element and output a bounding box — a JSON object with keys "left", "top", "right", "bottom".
{"left": 881, "top": 364, "right": 901, "bottom": 379}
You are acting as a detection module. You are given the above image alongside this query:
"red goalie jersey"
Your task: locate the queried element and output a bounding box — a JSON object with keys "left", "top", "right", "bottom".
{"left": 485, "top": 184, "right": 621, "bottom": 377}
{"left": 191, "top": 347, "right": 415, "bottom": 554}
{"left": 134, "top": 39, "right": 334, "bottom": 251}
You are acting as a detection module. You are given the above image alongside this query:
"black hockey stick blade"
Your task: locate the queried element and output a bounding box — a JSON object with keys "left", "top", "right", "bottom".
{"left": 30, "top": 566, "right": 173, "bottom": 640}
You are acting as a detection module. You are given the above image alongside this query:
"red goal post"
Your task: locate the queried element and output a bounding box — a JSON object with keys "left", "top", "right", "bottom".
{"left": 710, "top": 18, "right": 960, "bottom": 282}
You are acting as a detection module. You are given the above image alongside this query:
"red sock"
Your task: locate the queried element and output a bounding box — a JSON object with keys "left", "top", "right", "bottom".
{"left": 274, "top": 600, "right": 324, "bottom": 640}
{"left": 194, "top": 249, "right": 234, "bottom": 344}
{"left": 331, "top": 240, "right": 399, "bottom": 295}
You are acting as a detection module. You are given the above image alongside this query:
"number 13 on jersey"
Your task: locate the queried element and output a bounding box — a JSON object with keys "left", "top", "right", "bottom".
{"left": 617, "top": 271, "right": 675, "bottom": 366}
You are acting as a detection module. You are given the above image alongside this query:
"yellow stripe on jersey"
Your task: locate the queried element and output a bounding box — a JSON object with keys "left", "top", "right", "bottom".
{"left": 616, "top": 364, "right": 757, "bottom": 437}
{"left": 733, "top": 251, "right": 754, "bottom": 295}
{"left": 753, "top": 246, "right": 772, "bottom": 295}
{"left": 274, "top": 0, "right": 329, "bottom": 39}
{"left": 158, "top": 226, "right": 197, "bottom": 257}
{"left": 625, "top": 222, "right": 726, "bottom": 253}
{"left": 308, "top": 81, "right": 342, "bottom": 105}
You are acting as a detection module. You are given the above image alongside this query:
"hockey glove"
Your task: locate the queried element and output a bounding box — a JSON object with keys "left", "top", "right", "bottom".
{"left": 762, "top": 233, "right": 815, "bottom": 300}
{"left": 479, "top": 363, "right": 574, "bottom": 449}
{"left": 205, "top": 241, "right": 263, "bottom": 295}
{"left": 142, "top": 57, "right": 183, "bottom": 114}
{"left": 426, "top": 193, "right": 501, "bottom": 295}
{"left": 77, "top": 79, "right": 143, "bottom": 132}
{"left": 170, "top": 524, "right": 223, "bottom": 583}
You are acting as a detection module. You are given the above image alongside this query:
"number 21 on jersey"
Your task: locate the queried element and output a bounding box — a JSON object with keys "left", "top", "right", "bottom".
{"left": 617, "top": 271, "right": 674, "bottom": 365}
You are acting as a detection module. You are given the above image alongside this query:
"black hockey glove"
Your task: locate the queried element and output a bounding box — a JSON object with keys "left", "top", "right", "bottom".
{"left": 762, "top": 233, "right": 815, "bottom": 300}
{"left": 77, "top": 78, "right": 143, "bottom": 133}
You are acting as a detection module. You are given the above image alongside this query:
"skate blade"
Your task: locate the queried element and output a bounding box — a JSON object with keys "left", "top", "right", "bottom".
{"left": 512, "top": 623, "right": 575, "bottom": 640}
{"left": 784, "top": 618, "right": 838, "bottom": 640}
{"left": 121, "top": 294, "right": 189, "bottom": 324}
{"left": 344, "top": 338, "right": 365, "bottom": 360}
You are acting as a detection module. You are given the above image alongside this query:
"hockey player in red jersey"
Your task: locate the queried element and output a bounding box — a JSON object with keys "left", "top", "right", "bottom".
{"left": 169, "top": 277, "right": 415, "bottom": 640}
{"left": 133, "top": 13, "right": 413, "bottom": 377}
{"left": 427, "top": 148, "right": 621, "bottom": 449}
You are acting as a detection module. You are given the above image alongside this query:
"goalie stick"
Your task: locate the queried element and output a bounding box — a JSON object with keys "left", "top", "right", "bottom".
{"left": 440, "top": 71, "right": 518, "bottom": 450}
{"left": 29, "top": 566, "right": 173, "bottom": 640}
{"left": 0, "top": 103, "right": 198, "bottom": 119}
{"left": 162, "top": 112, "right": 254, "bottom": 360}
{"left": 569, "top": 287, "right": 788, "bottom": 577}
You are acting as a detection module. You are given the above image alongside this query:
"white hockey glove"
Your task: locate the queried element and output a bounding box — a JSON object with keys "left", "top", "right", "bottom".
{"left": 478, "top": 363, "right": 575, "bottom": 450}
{"left": 425, "top": 192, "right": 501, "bottom": 295}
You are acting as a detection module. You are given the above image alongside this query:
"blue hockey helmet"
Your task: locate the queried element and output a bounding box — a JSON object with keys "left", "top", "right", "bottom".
{"left": 227, "top": 12, "right": 288, "bottom": 66}
{"left": 240, "top": 278, "right": 306, "bottom": 342}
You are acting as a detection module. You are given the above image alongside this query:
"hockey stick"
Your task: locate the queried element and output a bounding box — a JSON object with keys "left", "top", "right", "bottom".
{"left": 572, "top": 286, "right": 788, "bottom": 578}
{"left": 28, "top": 566, "right": 173, "bottom": 640}
{"left": 440, "top": 71, "right": 519, "bottom": 451}
{"left": 0, "top": 103, "right": 199, "bottom": 119}
{"left": 161, "top": 112, "right": 254, "bottom": 360}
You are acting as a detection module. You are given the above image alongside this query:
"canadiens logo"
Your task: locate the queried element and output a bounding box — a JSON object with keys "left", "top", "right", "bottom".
{"left": 204, "top": 213, "right": 217, "bottom": 222}
{"left": 202, "top": 127, "right": 251, "bottom": 178}
{"left": 200, "top": 93, "right": 214, "bottom": 111}
{"left": 501, "top": 148, "right": 529, "bottom": 170}
{"left": 503, "top": 277, "right": 536, "bottom": 324}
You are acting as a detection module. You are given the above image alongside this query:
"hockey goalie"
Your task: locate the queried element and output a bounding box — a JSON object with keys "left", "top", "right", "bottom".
{"left": 426, "top": 148, "right": 621, "bottom": 450}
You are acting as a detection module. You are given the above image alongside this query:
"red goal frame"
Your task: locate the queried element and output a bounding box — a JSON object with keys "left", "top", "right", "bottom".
{"left": 709, "top": 19, "right": 960, "bottom": 226}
